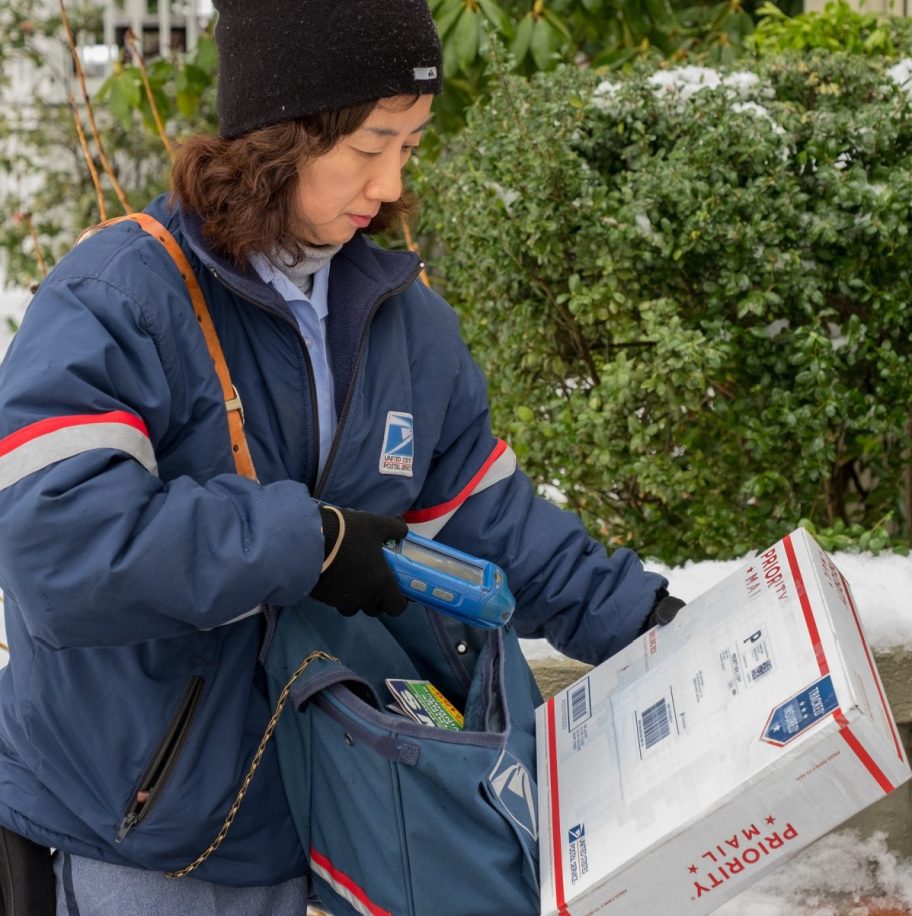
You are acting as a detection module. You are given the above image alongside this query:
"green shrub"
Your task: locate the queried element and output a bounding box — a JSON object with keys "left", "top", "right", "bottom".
{"left": 424, "top": 0, "right": 754, "bottom": 134}
{"left": 748, "top": 0, "right": 912, "bottom": 58}
{"left": 417, "top": 53, "right": 912, "bottom": 563}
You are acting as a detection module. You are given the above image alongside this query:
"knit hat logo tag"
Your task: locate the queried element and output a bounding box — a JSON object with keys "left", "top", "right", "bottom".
{"left": 413, "top": 67, "right": 438, "bottom": 81}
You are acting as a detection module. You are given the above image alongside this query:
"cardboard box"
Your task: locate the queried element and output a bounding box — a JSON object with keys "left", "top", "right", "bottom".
{"left": 536, "top": 528, "right": 911, "bottom": 916}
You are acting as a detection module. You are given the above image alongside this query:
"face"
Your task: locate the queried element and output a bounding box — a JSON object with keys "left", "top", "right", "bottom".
{"left": 293, "top": 94, "right": 434, "bottom": 247}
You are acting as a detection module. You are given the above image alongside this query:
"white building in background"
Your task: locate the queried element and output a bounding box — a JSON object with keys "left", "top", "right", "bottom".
{"left": 96, "top": 0, "right": 213, "bottom": 73}
{"left": 805, "top": 0, "right": 909, "bottom": 11}
{"left": 2, "top": 1, "right": 212, "bottom": 107}
{"left": 0, "top": 0, "right": 213, "bottom": 284}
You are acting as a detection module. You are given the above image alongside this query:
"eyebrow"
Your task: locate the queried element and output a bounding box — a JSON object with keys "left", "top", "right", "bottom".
{"left": 359, "top": 118, "right": 431, "bottom": 138}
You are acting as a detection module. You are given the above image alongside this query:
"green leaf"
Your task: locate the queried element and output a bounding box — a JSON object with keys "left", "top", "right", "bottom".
{"left": 756, "top": 1, "right": 787, "bottom": 20}
{"left": 435, "top": 0, "right": 464, "bottom": 41}
{"left": 148, "top": 58, "right": 173, "bottom": 81}
{"left": 176, "top": 88, "right": 198, "bottom": 119}
{"left": 510, "top": 14, "right": 534, "bottom": 66}
{"left": 530, "top": 17, "right": 555, "bottom": 72}
{"left": 192, "top": 35, "right": 217, "bottom": 72}
{"left": 181, "top": 62, "right": 211, "bottom": 93}
{"left": 477, "top": 0, "right": 510, "bottom": 36}
{"left": 643, "top": 0, "right": 673, "bottom": 27}
{"left": 175, "top": 68, "right": 202, "bottom": 119}
{"left": 541, "top": 8, "right": 573, "bottom": 43}
{"left": 143, "top": 80, "right": 175, "bottom": 127}
{"left": 452, "top": 6, "right": 480, "bottom": 71}
{"left": 106, "top": 71, "right": 142, "bottom": 130}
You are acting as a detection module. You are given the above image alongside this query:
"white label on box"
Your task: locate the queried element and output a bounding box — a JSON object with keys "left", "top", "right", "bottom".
{"left": 741, "top": 627, "right": 775, "bottom": 684}
{"left": 717, "top": 624, "right": 775, "bottom": 698}
{"left": 610, "top": 621, "right": 779, "bottom": 804}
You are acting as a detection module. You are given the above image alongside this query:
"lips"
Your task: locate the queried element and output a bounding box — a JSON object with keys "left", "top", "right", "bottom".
{"left": 347, "top": 213, "right": 376, "bottom": 229}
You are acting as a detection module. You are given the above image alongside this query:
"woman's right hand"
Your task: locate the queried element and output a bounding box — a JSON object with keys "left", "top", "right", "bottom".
{"left": 310, "top": 505, "right": 408, "bottom": 617}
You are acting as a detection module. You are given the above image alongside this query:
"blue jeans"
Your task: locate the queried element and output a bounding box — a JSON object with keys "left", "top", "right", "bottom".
{"left": 54, "top": 852, "right": 314, "bottom": 916}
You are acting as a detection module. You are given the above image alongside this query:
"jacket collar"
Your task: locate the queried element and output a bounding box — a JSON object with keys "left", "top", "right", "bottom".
{"left": 173, "top": 198, "right": 420, "bottom": 311}
{"left": 161, "top": 195, "right": 423, "bottom": 417}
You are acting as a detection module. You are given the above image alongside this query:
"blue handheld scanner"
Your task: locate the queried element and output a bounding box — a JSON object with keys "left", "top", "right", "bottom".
{"left": 383, "top": 532, "right": 515, "bottom": 630}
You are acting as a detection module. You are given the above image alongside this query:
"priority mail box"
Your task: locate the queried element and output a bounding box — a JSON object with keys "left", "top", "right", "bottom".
{"left": 536, "top": 528, "right": 911, "bottom": 916}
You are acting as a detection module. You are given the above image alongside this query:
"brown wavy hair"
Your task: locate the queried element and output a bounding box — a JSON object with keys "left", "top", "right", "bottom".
{"left": 171, "top": 98, "right": 417, "bottom": 265}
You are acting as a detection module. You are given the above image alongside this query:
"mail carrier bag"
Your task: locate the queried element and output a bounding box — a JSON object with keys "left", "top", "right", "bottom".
{"left": 264, "top": 597, "right": 541, "bottom": 916}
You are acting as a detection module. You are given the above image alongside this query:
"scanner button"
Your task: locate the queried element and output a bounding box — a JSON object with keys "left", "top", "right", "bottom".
{"left": 432, "top": 587, "right": 454, "bottom": 602}
{"left": 410, "top": 579, "right": 428, "bottom": 593}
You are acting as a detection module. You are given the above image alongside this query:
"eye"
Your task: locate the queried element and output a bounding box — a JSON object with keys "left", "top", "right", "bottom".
{"left": 355, "top": 149, "right": 383, "bottom": 158}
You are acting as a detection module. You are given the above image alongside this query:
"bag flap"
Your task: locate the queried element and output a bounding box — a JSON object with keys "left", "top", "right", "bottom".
{"left": 264, "top": 598, "right": 426, "bottom": 710}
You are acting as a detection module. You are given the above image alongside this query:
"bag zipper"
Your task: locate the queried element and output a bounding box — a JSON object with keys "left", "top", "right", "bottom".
{"left": 115, "top": 676, "right": 205, "bottom": 843}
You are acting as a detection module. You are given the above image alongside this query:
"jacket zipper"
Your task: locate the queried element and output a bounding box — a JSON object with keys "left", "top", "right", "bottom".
{"left": 296, "top": 341, "right": 320, "bottom": 490}
{"left": 115, "top": 676, "right": 205, "bottom": 843}
{"left": 314, "top": 264, "right": 422, "bottom": 498}
{"left": 208, "top": 269, "right": 320, "bottom": 488}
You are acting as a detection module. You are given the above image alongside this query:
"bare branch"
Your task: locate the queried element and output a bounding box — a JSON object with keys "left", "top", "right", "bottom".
{"left": 21, "top": 212, "right": 48, "bottom": 278}
{"left": 126, "top": 29, "right": 177, "bottom": 164}
{"left": 68, "top": 94, "right": 107, "bottom": 221}
{"left": 59, "top": 0, "right": 131, "bottom": 213}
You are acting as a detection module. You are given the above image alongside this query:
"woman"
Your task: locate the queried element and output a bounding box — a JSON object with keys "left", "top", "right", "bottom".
{"left": 0, "top": 1, "right": 679, "bottom": 913}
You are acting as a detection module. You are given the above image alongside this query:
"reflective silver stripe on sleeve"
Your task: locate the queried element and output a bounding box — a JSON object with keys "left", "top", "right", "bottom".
{"left": 0, "top": 421, "right": 158, "bottom": 491}
{"left": 407, "top": 443, "right": 517, "bottom": 540}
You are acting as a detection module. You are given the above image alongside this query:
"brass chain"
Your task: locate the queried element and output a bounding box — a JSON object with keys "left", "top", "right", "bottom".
{"left": 165, "top": 649, "right": 338, "bottom": 879}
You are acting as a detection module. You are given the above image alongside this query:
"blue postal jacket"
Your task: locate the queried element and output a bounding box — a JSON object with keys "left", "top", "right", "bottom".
{"left": 0, "top": 194, "right": 666, "bottom": 885}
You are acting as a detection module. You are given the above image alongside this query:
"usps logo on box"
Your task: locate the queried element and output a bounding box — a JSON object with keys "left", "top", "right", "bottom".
{"left": 567, "top": 824, "right": 589, "bottom": 885}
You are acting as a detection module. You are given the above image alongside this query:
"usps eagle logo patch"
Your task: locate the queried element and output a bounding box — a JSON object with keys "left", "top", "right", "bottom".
{"left": 379, "top": 411, "right": 414, "bottom": 477}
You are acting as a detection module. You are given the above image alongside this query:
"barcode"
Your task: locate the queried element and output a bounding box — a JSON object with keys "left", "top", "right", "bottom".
{"left": 751, "top": 659, "right": 772, "bottom": 681}
{"left": 569, "top": 680, "right": 591, "bottom": 728}
{"left": 641, "top": 699, "right": 671, "bottom": 750}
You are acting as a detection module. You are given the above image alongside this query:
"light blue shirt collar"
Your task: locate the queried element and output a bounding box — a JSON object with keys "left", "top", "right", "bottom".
{"left": 248, "top": 253, "right": 330, "bottom": 319}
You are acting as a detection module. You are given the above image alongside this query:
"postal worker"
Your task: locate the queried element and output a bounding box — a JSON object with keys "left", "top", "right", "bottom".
{"left": 0, "top": 2, "right": 681, "bottom": 913}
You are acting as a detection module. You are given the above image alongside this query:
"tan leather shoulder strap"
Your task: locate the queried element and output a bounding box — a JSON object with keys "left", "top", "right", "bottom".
{"left": 96, "top": 213, "right": 258, "bottom": 482}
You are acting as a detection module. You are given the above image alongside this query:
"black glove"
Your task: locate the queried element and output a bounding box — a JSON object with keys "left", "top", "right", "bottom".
{"left": 310, "top": 505, "right": 408, "bottom": 617}
{"left": 642, "top": 589, "right": 686, "bottom": 632}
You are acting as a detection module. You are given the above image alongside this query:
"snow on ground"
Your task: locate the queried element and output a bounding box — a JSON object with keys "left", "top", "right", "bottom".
{"left": 715, "top": 830, "right": 912, "bottom": 914}
{"left": 2, "top": 285, "right": 911, "bottom": 910}
{"left": 520, "top": 548, "right": 912, "bottom": 660}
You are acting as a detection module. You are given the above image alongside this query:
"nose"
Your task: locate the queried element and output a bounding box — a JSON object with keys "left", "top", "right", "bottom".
{"left": 365, "top": 154, "right": 403, "bottom": 203}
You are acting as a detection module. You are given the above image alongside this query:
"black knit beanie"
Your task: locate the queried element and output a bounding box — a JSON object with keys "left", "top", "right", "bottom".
{"left": 214, "top": 0, "right": 443, "bottom": 139}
